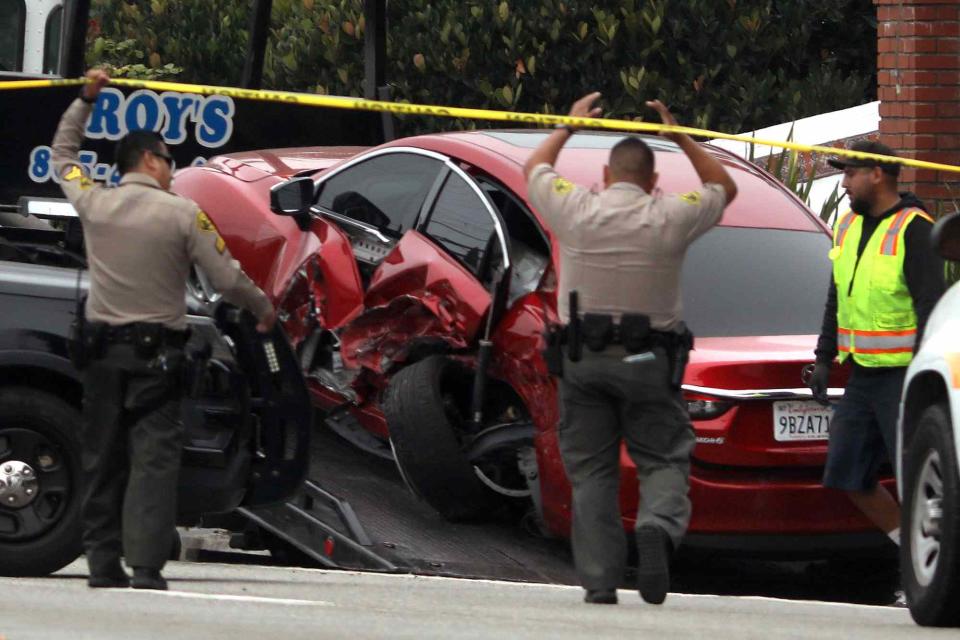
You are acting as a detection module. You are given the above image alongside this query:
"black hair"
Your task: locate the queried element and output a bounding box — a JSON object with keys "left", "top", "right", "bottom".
{"left": 115, "top": 130, "right": 165, "bottom": 175}
{"left": 609, "top": 137, "right": 655, "bottom": 182}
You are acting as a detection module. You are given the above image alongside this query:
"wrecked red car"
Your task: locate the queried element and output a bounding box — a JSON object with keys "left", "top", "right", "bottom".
{"left": 173, "top": 130, "right": 892, "bottom": 554}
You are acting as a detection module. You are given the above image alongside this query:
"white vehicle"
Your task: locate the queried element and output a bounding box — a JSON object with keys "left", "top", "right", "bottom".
{"left": 898, "top": 211, "right": 960, "bottom": 626}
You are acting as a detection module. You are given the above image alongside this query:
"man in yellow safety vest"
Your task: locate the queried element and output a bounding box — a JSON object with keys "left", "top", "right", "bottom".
{"left": 808, "top": 140, "right": 945, "bottom": 581}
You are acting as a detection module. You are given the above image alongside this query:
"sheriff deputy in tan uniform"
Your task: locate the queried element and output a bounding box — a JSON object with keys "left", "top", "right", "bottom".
{"left": 52, "top": 69, "right": 275, "bottom": 591}
{"left": 525, "top": 94, "right": 737, "bottom": 606}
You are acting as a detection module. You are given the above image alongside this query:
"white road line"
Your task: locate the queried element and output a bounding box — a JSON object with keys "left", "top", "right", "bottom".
{"left": 128, "top": 590, "right": 333, "bottom": 606}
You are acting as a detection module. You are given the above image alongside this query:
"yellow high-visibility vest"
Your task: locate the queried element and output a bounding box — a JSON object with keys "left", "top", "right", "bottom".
{"left": 829, "top": 207, "right": 933, "bottom": 367}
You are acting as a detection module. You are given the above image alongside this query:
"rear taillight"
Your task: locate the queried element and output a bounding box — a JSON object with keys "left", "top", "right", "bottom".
{"left": 685, "top": 398, "right": 733, "bottom": 420}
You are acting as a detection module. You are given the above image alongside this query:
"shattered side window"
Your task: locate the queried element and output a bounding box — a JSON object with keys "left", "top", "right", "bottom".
{"left": 0, "top": 0, "right": 25, "bottom": 72}
{"left": 317, "top": 153, "right": 442, "bottom": 238}
{"left": 422, "top": 174, "right": 497, "bottom": 278}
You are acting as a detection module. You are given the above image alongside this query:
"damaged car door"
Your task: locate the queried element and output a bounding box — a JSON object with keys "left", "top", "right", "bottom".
{"left": 276, "top": 147, "right": 515, "bottom": 519}
{"left": 0, "top": 219, "right": 312, "bottom": 576}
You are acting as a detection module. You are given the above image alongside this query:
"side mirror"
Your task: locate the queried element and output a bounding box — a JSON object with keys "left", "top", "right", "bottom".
{"left": 932, "top": 212, "right": 960, "bottom": 261}
{"left": 270, "top": 177, "right": 314, "bottom": 217}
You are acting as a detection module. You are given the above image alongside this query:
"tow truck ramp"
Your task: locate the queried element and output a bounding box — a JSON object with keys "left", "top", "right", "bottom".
{"left": 237, "top": 425, "right": 577, "bottom": 584}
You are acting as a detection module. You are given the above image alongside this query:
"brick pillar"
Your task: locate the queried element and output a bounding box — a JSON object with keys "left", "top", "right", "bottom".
{"left": 876, "top": 0, "right": 960, "bottom": 216}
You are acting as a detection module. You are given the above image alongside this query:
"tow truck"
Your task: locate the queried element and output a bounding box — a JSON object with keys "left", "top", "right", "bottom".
{"left": 0, "top": 0, "right": 577, "bottom": 584}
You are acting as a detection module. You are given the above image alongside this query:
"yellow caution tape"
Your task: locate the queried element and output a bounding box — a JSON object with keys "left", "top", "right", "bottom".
{"left": 3, "top": 76, "right": 959, "bottom": 175}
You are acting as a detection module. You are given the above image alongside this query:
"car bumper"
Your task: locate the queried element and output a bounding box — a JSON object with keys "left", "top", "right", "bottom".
{"left": 680, "top": 531, "right": 893, "bottom": 558}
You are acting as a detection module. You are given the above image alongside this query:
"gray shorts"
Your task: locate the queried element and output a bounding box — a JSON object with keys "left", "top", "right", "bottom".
{"left": 822, "top": 365, "right": 905, "bottom": 492}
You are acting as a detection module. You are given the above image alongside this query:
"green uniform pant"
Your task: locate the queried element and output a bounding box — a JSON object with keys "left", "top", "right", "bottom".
{"left": 558, "top": 345, "right": 695, "bottom": 590}
{"left": 80, "top": 343, "right": 184, "bottom": 573}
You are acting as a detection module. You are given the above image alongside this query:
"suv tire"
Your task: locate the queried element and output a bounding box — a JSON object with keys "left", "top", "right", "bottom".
{"left": 0, "top": 387, "right": 83, "bottom": 576}
{"left": 383, "top": 356, "right": 497, "bottom": 521}
{"left": 902, "top": 403, "right": 960, "bottom": 627}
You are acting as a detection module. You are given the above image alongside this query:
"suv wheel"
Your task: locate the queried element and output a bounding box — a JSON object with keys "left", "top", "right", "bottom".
{"left": 383, "top": 356, "right": 499, "bottom": 521}
{"left": 0, "top": 387, "right": 83, "bottom": 576}
{"left": 902, "top": 403, "right": 960, "bottom": 627}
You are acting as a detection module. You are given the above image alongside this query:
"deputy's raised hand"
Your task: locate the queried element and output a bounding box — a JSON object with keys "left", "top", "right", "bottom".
{"left": 645, "top": 99, "right": 681, "bottom": 142}
{"left": 83, "top": 68, "right": 111, "bottom": 101}
{"left": 568, "top": 92, "right": 603, "bottom": 120}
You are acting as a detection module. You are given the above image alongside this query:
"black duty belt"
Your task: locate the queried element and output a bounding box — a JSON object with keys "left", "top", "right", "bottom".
{"left": 551, "top": 312, "right": 694, "bottom": 358}
{"left": 101, "top": 323, "right": 189, "bottom": 349}
{"left": 604, "top": 325, "right": 681, "bottom": 348}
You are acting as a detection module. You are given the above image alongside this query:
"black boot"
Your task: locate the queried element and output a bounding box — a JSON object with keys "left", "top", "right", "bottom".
{"left": 584, "top": 589, "right": 618, "bottom": 604}
{"left": 131, "top": 567, "right": 168, "bottom": 591}
{"left": 88, "top": 562, "right": 130, "bottom": 589}
{"left": 636, "top": 525, "right": 670, "bottom": 605}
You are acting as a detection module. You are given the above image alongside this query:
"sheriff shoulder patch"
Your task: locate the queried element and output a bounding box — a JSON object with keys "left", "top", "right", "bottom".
{"left": 196, "top": 210, "right": 218, "bottom": 233}
{"left": 552, "top": 177, "right": 574, "bottom": 195}
{"left": 679, "top": 191, "right": 701, "bottom": 205}
{"left": 63, "top": 165, "right": 94, "bottom": 190}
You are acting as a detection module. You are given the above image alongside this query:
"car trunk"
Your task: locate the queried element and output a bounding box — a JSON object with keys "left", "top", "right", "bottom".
{"left": 684, "top": 335, "right": 849, "bottom": 469}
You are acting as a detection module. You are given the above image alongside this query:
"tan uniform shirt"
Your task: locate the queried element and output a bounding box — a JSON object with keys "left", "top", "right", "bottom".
{"left": 527, "top": 163, "right": 726, "bottom": 330}
{"left": 52, "top": 98, "right": 272, "bottom": 331}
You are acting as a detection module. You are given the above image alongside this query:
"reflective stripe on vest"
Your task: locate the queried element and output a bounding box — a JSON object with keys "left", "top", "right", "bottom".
{"left": 837, "top": 327, "right": 917, "bottom": 354}
{"left": 834, "top": 212, "right": 857, "bottom": 248}
{"left": 880, "top": 208, "right": 932, "bottom": 255}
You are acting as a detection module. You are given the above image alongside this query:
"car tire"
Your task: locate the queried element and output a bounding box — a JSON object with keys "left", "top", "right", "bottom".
{"left": 0, "top": 387, "right": 83, "bottom": 576}
{"left": 383, "top": 356, "right": 498, "bottom": 521}
{"left": 901, "top": 403, "right": 960, "bottom": 627}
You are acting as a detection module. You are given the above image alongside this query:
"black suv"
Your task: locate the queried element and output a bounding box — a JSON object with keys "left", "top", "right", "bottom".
{"left": 0, "top": 213, "right": 311, "bottom": 576}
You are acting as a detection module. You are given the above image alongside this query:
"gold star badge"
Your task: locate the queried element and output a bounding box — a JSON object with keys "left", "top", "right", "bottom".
{"left": 552, "top": 177, "right": 574, "bottom": 195}
{"left": 196, "top": 210, "right": 218, "bottom": 233}
{"left": 679, "top": 191, "right": 701, "bottom": 205}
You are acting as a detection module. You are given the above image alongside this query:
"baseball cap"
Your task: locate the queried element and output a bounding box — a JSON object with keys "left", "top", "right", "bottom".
{"left": 827, "top": 140, "right": 901, "bottom": 177}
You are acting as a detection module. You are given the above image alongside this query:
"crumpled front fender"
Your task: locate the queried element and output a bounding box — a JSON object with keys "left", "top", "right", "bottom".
{"left": 339, "top": 294, "right": 471, "bottom": 374}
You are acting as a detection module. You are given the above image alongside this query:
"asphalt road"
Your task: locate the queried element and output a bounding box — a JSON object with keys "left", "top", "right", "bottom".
{"left": 0, "top": 559, "right": 934, "bottom": 640}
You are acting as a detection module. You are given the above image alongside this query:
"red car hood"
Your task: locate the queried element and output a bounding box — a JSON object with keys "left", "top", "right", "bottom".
{"left": 205, "top": 146, "right": 370, "bottom": 182}
{"left": 686, "top": 335, "right": 818, "bottom": 390}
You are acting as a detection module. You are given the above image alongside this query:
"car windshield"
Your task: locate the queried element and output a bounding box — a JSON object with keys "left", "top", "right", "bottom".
{"left": 681, "top": 227, "right": 830, "bottom": 337}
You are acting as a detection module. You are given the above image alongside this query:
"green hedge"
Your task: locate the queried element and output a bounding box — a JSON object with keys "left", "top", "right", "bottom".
{"left": 88, "top": 0, "right": 876, "bottom": 135}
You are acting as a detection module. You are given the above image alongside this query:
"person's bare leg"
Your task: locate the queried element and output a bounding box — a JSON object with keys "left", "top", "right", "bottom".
{"left": 846, "top": 485, "right": 900, "bottom": 534}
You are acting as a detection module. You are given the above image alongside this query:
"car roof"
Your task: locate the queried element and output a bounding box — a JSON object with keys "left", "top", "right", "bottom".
{"left": 387, "top": 129, "right": 826, "bottom": 233}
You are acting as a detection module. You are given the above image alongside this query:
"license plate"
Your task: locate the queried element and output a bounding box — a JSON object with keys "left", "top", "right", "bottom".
{"left": 773, "top": 401, "right": 834, "bottom": 442}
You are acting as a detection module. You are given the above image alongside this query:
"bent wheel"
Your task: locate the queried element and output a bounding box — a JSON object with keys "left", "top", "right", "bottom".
{"left": 383, "top": 356, "right": 500, "bottom": 521}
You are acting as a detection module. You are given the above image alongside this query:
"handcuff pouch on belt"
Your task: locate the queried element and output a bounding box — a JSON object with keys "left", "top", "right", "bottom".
{"left": 619, "top": 314, "right": 652, "bottom": 353}
{"left": 542, "top": 325, "right": 565, "bottom": 377}
{"left": 579, "top": 313, "right": 652, "bottom": 354}
{"left": 581, "top": 314, "right": 613, "bottom": 352}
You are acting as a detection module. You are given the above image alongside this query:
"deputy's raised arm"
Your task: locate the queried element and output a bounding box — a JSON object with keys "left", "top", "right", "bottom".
{"left": 51, "top": 69, "right": 110, "bottom": 211}
{"left": 646, "top": 99, "right": 737, "bottom": 204}
{"left": 522, "top": 92, "right": 602, "bottom": 180}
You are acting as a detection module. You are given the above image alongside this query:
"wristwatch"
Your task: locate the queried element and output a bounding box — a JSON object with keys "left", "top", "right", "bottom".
{"left": 554, "top": 123, "right": 576, "bottom": 134}
{"left": 79, "top": 90, "right": 97, "bottom": 104}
